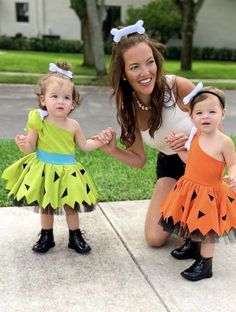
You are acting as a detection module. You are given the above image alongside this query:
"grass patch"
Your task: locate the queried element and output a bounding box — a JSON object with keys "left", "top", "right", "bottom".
{"left": 0, "top": 51, "right": 236, "bottom": 88}
{"left": 0, "top": 140, "right": 156, "bottom": 207}
{"left": 164, "top": 60, "right": 236, "bottom": 79}
{"left": 1, "top": 137, "right": 236, "bottom": 207}
{"left": 0, "top": 50, "right": 97, "bottom": 75}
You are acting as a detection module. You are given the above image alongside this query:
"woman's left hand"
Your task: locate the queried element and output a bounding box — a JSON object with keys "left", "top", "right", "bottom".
{"left": 223, "top": 175, "right": 236, "bottom": 190}
{"left": 166, "top": 132, "right": 188, "bottom": 152}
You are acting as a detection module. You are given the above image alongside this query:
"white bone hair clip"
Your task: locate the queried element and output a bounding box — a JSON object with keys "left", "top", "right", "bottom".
{"left": 183, "top": 82, "right": 203, "bottom": 105}
{"left": 49, "top": 63, "right": 73, "bottom": 79}
{"left": 110, "top": 20, "right": 145, "bottom": 43}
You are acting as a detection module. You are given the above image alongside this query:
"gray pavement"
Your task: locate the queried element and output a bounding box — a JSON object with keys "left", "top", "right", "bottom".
{"left": 1, "top": 85, "right": 236, "bottom": 312}
{"left": 0, "top": 85, "right": 119, "bottom": 139}
{"left": 1, "top": 84, "right": 236, "bottom": 139}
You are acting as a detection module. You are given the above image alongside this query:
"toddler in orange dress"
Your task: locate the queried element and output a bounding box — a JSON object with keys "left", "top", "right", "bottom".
{"left": 159, "top": 84, "right": 236, "bottom": 281}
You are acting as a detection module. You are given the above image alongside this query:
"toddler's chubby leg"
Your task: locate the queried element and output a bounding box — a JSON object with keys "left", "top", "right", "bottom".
{"left": 64, "top": 205, "right": 91, "bottom": 254}
{"left": 32, "top": 207, "right": 55, "bottom": 253}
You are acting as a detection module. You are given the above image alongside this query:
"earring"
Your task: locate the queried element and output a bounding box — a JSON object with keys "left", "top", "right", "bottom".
{"left": 123, "top": 77, "right": 127, "bottom": 81}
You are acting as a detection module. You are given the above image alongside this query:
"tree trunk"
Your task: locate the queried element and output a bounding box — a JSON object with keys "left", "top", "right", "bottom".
{"left": 85, "top": 0, "right": 106, "bottom": 77}
{"left": 181, "top": 4, "right": 194, "bottom": 70}
{"left": 81, "top": 17, "right": 94, "bottom": 67}
{"left": 173, "top": 0, "right": 205, "bottom": 71}
{"left": 70, "top": 0, "right": 94, "bottom": 67}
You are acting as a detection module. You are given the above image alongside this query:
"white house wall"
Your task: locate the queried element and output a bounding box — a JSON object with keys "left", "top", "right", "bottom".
{"left": 0, "top": 0, "right": 235, "bottom": 49}
{"left": 194, "top": 0, "right": 236, "bottom": 48}
{"left": 0, "top": 0, "right": 81, "bottom": 40}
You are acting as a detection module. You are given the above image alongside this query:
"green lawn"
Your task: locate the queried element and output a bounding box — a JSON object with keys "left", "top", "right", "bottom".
{"left": 0, "top": 51, "right": 97, "bottom": 74}
{"left": 0, "top": 50, "right": 236, "bottom": 87}
{"left": 0, "top": 140, "right": 157, "bottom": 207}
{"left": 164, "top": 60, "right": 236, "bottom": 79}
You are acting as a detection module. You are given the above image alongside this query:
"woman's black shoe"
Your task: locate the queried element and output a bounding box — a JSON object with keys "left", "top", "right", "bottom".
{"left": 171, "top": 239, "right": 200, "bottom": 260}
{"left": 180, "top": 256, "right": 213, "bottom": 281}
{"left": 32, "top": 229, "right": 55, "bottom": 253}
{"left": 68, "top": 229, "right": 91, "bottom": 254}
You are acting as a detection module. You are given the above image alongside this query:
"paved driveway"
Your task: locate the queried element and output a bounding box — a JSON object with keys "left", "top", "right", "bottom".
{"left": 0, "top": 84, "right": 236, "bottom": 139}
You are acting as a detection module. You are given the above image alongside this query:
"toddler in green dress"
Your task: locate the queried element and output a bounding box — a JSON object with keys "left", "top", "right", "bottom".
{"left": 2, "top": 61, "right": 111, "bottom": 254}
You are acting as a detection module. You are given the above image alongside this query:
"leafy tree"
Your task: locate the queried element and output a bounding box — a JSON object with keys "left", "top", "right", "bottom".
{"left": 173, "top": 0, "right": 205, "bottom": 70}
{"left": 126, "top": 0, "right": 181, "bottom": 43}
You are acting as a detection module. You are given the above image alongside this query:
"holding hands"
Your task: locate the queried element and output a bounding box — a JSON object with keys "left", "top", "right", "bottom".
{"left": 93, "top": 127, "right": 117, "bottom": 152}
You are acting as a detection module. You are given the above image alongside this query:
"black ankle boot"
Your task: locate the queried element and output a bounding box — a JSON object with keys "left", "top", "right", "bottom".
{"left": 171, "top": 239, "right": 201, "bottom": 260}
{"left": 181, "top": 256, "right": 213, "bottom": 281}
{"left": 32, "top": 229, "right": 55, "bottom": 253}
{"left": 68, "top": 229, "right": 91, "bottom": 254}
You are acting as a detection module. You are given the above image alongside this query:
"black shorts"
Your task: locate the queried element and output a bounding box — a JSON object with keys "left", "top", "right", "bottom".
{"left": 156, "top": 152, "right": 185, "bottom": 180}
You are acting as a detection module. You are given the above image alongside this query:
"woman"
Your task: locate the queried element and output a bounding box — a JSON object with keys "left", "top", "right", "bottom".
{"left": 96, "top": 21, "right": 198, "bottom": 258}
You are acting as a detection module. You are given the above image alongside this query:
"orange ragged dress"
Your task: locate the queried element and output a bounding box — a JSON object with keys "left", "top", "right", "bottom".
{"left": 159, "top": 132, "right": 236, "bottom": 242}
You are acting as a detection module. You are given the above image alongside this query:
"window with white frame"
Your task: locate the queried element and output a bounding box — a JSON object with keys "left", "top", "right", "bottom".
{"left": 16, "top": 3, "right": 29, "bottom": 22}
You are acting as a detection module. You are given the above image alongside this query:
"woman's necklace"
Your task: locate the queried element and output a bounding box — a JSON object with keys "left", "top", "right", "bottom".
{"left": 133, "top": 92, "right": 152, "bottom": 111}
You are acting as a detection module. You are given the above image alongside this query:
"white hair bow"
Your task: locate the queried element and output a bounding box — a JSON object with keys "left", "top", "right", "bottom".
{"left": 183, "top": 82, "right": 203, "bottom": 105}
{"left": 111, "top": 20, "right": 145, "bottom": 43}
{"left": 48, "top": 63, "right": 73, "bottom": 78}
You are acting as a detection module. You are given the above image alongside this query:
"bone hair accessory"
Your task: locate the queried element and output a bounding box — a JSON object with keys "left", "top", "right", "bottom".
{"left": 110, "top": 20, "right": 145, "bottom": 43}
{"left": 49, "top": 63, "right": 73, "bottom": 79}
{"left": 183, "top": 82, "right": 203, "bottom": 105}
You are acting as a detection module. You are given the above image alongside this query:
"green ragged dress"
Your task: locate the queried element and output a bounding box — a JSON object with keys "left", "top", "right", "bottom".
{"left": 2, "top": 109, "right": 98, "bottom": 213}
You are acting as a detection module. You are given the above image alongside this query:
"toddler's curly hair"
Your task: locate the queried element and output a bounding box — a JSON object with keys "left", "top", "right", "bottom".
{"left": 34, "top": 61, "right": 81, "bottom": 112}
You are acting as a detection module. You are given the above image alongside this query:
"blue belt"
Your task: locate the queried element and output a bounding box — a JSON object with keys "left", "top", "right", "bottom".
{"left": 36, "top": 149, "right": 76, "bottom": 165}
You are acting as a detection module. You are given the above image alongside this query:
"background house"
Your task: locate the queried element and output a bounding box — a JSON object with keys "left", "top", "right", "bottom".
{"left": 0, "top": 0, "right": 235, "bottom": 49}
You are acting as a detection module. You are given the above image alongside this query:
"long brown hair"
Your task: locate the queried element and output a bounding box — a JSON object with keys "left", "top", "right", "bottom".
{"left": 109, "top": 33, "right": 172, "bottom": 147}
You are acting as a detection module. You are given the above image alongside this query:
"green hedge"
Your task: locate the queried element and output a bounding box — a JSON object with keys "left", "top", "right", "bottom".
{"left": 0, "top": 35, "right": 83, "bottom": 53}
{"left": 165, "top": 46, "right": 236, "bottom": 61}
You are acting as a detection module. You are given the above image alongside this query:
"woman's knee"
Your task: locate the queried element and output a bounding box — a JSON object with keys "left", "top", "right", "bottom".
{"left": 145, "top": 230, "right": 169, "bottom": 248}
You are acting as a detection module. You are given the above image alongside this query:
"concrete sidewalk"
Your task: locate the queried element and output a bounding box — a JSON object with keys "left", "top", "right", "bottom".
{"left": 0, "top": 200, "right": 236, "bottom": 312}
{"left": 1, "top": 84, "right": 236, "bottom": 311}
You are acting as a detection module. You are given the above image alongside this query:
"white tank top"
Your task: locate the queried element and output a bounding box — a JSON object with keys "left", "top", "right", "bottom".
{"left": 140, "top": 75, "right": 193, "bottom": 155}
